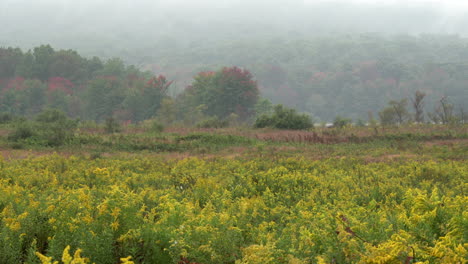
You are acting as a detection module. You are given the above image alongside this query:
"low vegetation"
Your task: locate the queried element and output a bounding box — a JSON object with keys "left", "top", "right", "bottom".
{"left": 0, "top": 152, "right": 466, "bottom": 263}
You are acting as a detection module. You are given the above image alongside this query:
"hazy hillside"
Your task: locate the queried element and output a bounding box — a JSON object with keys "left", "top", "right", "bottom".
{"left": 1, "top": 0, "right": 468, "bottom": 121}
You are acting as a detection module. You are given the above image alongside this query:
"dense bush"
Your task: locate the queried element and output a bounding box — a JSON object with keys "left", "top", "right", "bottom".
{"left": 333, "top": 115, "right": 352, "bottom": 128}
{"left": 7, "top": 121, "right": 36, "bottom": 142}
{"left": 150, "top": 120, "right": 165, "bottom": 133}
{"left": 7, "top": 109, "right": 78, "bottom": 146}
{"left": 254, "top": 104, "right": 313, "bottom": 130}
{"left": 0, "top": 112, "right": 15, "bottom": 124}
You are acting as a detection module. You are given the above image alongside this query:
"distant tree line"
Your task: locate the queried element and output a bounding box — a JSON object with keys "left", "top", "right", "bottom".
{"left": 1, "top": 44, "right": 466, "bottom": 131}
{"left": 0, "top": 45, "right": 169, "bottom": 122}
{"left": 128, "top": 34, "right": 468, "bottom": 122}
{"left": 379, "top": 92, "right": 467, "bottom": 126}
{"left": 0, "top": 45, "right": 261, "bottom": 125}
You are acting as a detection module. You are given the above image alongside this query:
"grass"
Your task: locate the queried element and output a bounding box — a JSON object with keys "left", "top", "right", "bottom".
{"left": 0, "top": 123, "right": 466, "bottom": 162}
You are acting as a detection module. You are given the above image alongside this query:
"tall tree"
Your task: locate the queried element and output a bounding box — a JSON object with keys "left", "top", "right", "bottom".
{"left": 187, "top": 67, "right": 259, "bottom": 121}
{"left": 86, "top": 77, "right": 125, "bottom": 121}
{"left": 32, "top": 45, "right": 55, "bottom": 81}
{"left": 0, "top": 47, "right": 23, "bottom": 79}
{"left": 379, "top": 99, "right": 409, "bottom": 126}
{"left": 411, "top": 90, "right": 425, "bottom": 123}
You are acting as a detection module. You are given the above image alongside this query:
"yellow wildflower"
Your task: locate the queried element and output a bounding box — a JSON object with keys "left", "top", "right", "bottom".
{"left": 120, "top": 256, "right": 135, "bottom": 264}
{"left": 111, "top": 220, "right": 119, "bottom": 231}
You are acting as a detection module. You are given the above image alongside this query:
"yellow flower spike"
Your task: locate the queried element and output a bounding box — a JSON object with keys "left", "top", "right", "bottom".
{"left": 111, "top": 207, "right": 121, "bottom": 218}
{"left": 46, "top": 205, "right": 56, "bottom": 213}
{"left": 9, "top": 221, "right": 21, "bottom": 231}
{"left": 72, "top": 248, "right": 89, "bottom": 264}
{"left": 111, "top": 220, "right": 120, "bottom": 231}
{"left": 18, "top": 211, "right": 29, "bottom": 220}
{"left": 62, "top": 245, "right": 73, "bottom": 264}
{"left": 35, "top": 252, "right": 59, "bottom": 264}
{"left": 82, "top": 214, "right": 93, "bottom": 224}
{"left": 120, "top": 256, "right": 135, "bottom": 264}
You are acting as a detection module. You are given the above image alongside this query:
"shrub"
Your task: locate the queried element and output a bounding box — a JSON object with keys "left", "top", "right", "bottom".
{"left": 104, "top": 117, "right": 121, "bottom": 133}
{"left": 150, "top": 120, "right": 165, "bottom": 133}
{"left": 140, "top": 119, "right": 165, "bottom": 133}
{"left": 333, "top": 116, "right": 352, "bottom": 128}
{"left": 0, "top": 112, "right": 15, "bottom": 124}
{"left": 35, "top": 109, "right": 78, "bottom": 146}
{"left": 196, "top": 117, "right": 229, "bottom": 128}
{"left": 254, "top": 104, "right": 313, "bottom": 130}
{"left": 7, "top": 121, "right": 36, "bottom": 142}
{"left": 7, "top": 109, "right": 78, "bottom": 146}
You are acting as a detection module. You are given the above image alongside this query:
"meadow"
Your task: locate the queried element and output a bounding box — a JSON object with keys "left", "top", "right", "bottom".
{"left": 0, "top": 125, "right": 466, "bottom": 263}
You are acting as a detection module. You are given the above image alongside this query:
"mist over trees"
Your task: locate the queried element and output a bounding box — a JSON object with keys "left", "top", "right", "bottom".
{"left": 1, "top": 0, "right": 468, "bottom": 122}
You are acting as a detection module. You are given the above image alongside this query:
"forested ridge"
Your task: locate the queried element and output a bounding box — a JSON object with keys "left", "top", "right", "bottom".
{"left": 141, "top": 34, "right": 468, "bottom": 122}
{"left": 1, "top": 34, "right": 468, "bottom": 122}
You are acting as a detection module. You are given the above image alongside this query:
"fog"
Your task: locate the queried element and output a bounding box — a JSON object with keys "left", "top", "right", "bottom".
{"left": 2, "top": 0, "right": 468, "bottom": 121}
{"left": 2, "top": 0, "right": 467, "bottom": 54}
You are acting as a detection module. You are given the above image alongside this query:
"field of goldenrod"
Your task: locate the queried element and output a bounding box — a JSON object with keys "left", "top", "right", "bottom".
{"left": 0, "top": 154, "right": 466, "bottom": 263}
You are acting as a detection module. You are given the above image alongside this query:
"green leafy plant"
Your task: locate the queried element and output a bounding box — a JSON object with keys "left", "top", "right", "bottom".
{"left": 254, "top": 104, "right": 313, "bottom": 130}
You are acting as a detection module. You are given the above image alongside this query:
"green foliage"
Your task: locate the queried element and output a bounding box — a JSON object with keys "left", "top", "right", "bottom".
{"left": 196, "top": 117, "right": 229, "bottom": 128}
{"left": 186, "top": 67, "right": 259, "bottom": 121}
{"left": 34, "top": 109, "right": 79, "bottom": 146}
{"left": 356, "top": 119, "right": 366, "bottom": 127}
{"left": 0, "top": 112, "right": 15, "bottom": 124}
{"left": 176, "top": 133, "right": 254, "bottom": 150}
{"left": 428, "top": 96, "right": 460, "bottom": 125}
{"left": 254, "top": 98, "right": 273, "bottom": 117}
{"left": 156, "top": 98, "right": 177, "bottom": 125}
{"left": 104, "top": 117, "right": 122, "bottom": 133}
{"left": 333, "top": 116, "right": 352, "bottom": 128}
{"left": 379, "top": 99, "right": 410, "bottom": 126}
{"left": 7, "top": 121, "right": 36, "bottom": 142}
{"left": 7, "top": 109, "right": 78, "bottom": 146}
{"left": 150, "top": 120, "right": 165, "bottom": 133}
{"left": 0, "top": 45, "right": 175, "bottom": 124}
{"left": 254, "top": 104, "right": 313, "bottom": 130}
{"left": 86, "top": 77, "right": 125, "bottom": 122}
{"left": 0, "top": 156, "right": 466, "bottom": 263}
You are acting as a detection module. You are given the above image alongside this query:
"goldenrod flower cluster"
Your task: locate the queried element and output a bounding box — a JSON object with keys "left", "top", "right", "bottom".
{"left": 0, "top": 155, "right": 466, "bottom": 263}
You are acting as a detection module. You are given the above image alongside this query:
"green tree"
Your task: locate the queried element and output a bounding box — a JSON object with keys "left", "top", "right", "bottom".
{"left": 378, "top": 99, "right": 410, "bottom": 126}
{"left": 0, "top": 47, "right": 23, "bottom": 79}
{"left": 15, "top": 51, "right": 35, "bottom": 79}
{"left": 428, "top": 96, "right": 456, "bottom": 124}
{"left": 188, "top": 67, "right": 259, "bottom": 121}
{"left": 32, "top": 45, "right": 55, "bottom": 81}
{"left": 86, "top": 77, "right": 125, "bottom": 122}
{"left": 122, "top": 75, "right": 171, "bottom": 122}
{"left": 21, "top": 80, "right": 47, "bottom": 116}
{"left": 254, "top": 98, "right": 273, "bottom": 117}
{"left": 333, "top": 115, "right": 352, "bottom": 128}
{"left": 97, "top": 58, "right": 126, "bottom": 77}
{"left": 48, "top": 49, "right": 87, "bottom": 82}
{"left": 156, "top": 98, "right": 177, "bottom": 125}
{"left": 411, "top": 90, "right": 426, "bottom": 123}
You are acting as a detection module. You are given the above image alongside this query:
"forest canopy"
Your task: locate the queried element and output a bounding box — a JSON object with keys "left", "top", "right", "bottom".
{"left": 2, "top": 34, "right": 467, "bottom": 123}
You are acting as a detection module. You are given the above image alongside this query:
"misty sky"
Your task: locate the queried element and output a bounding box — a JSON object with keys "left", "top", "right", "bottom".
{"left": 306, "top": 0, "right": 468, "bottom": 11}
{"left": 1, "top": 0, "right": 467, "bottom": 53}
